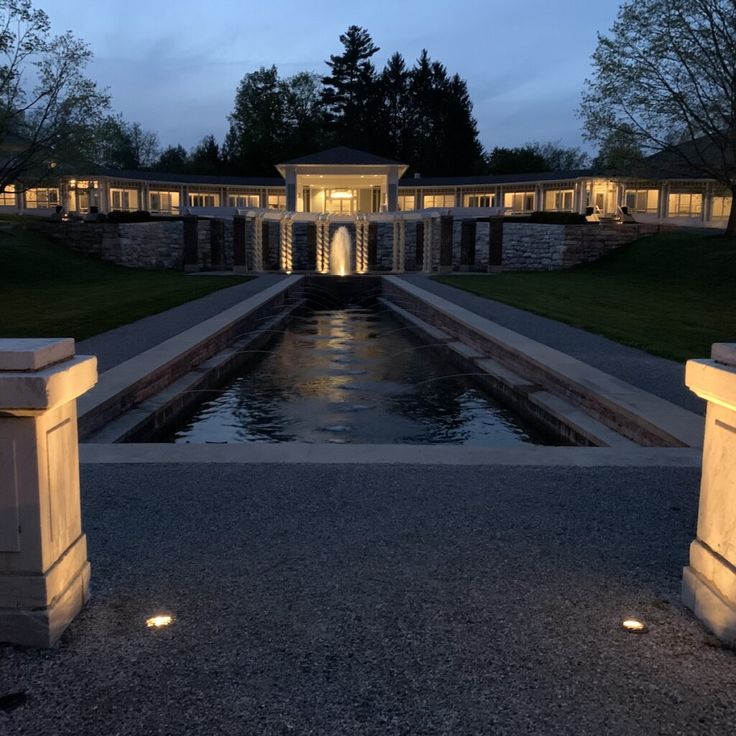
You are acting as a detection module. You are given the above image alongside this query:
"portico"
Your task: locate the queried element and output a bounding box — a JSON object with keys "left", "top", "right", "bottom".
{"left": 276, "top": 147, "right": 408, "bottom": 214}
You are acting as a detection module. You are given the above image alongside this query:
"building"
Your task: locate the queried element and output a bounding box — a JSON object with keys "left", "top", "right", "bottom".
{"left": 0, "top": 146, "right": 730, "bottom": 229}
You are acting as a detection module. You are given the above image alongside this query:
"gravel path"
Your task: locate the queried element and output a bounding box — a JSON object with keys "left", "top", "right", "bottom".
{"left": 402, "top": 275, "right": 704, "bottom": 415}
{"left": 77, "top": 274, "right": 285, "bottom": 372}
{"left": 1, "top": 463, "right": 733, "bottom": 736}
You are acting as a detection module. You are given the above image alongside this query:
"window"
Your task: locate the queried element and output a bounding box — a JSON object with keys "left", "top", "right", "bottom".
{"left": 398, "top": 194, "right": 415, "bottom": 211}
{"left": 188, "top": 192, "right": 220, "bottom": 208}
{"left": 543, "top": 190, "right": 574, "bottom": 211}
{"left": 267, "top": 194, "right": 286, "bottom": 210}
{"left": 423, "top": 194, "right": 455, "bottom": 208}
{"left": 464, "top": 193, "right": 494, "bottom": 208}
{"left": 711, "top": 195, "right": 732, "bottom": 218}
{"left": 624, "top": 189, "right": 659, "bottom": 213}
{"left": 503, "top": 191, "right": 535, "bottom": 212}
{"left": 110, "top": 188, "right": 140, "bottom": 211}
{"left": 667, "top": 192, "right": 702, "bottom": 217}
{"left": 301, "top": 189, "right": 310, "bottom": 212}
{"left": 228, "top": 194, "right": 259, "bottom": 208}
{"left": 149, "top": 191, "right": 180, "bottom": 214}
{"left": 26, "top": 187, "right": 60, "bottom": 209}
{"left": 0, "top": 185, "right": 16, "bottom": 207}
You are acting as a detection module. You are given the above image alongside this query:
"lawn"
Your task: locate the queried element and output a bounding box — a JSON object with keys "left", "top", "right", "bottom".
{"left": 0, "top": 224, "right": 252, "bottom": 340}
{"left": 435, "top": 231, "right": 736, "bottom": 362}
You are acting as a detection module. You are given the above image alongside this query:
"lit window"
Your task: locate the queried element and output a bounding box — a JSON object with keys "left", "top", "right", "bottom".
{"left": 110, "top": 188, "right": 140, "bottom": 211}
{"left": 188, "top": 192, "right": 220, "bottom": 208}
{"left": 543, "top": 190, "right": 574, "bottom": 211}
{"left": 398, "top": 194, "right": 415, "bottom": 211}
{"left": 463, "top": 193, "right": 494, "bottom": 208}
{"left": 228, "top": 194, "right": 260, "bottom": 208}
{"left": 711, "top": 195, "right": 732, "bottom": 218}
{"left": 667, "top": 192, "right": 702, "bottom": 217}
{"left": 26, "top": 187, "right": 60, "bottom": 209}
{"left": 423, "top": 194, "right": 455, "bottom": 208}
{"left": 503, "top": 191, "right": 535, "bottom": 212}
{"left": 0, "top": 184, "right": 16, "bottom": 207}
{"left": 267, "top": 194, "right": 286, "bottom": 210}
{"left": 624, "top": 189, "right": 659, "bottom": 213}
{"left": 149, "top": 191, "right": 180, "bottom": 213}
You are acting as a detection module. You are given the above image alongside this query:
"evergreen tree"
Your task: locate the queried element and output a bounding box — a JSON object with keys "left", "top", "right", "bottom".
{"left": 189, "top": 134, "right": 221, "bottom": 175}
{"left": 321, "top": 26, "right": 381, "bottom": 148}
{"left": 486, "top": 146, "right": 550, "bottom": 174}
{"left": 378, "top": 52, "right": 411, "bottom": 161}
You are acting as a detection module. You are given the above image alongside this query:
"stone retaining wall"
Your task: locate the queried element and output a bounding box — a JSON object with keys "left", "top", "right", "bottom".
{"left": 500, "top": 222, "right": 657, "bottom": 271}
{"left": 32, "top": 217, "right": 657, "bottom": 273}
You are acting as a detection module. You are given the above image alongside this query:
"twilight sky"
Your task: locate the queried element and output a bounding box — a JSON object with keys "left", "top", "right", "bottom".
{"left": 48, "top": 0, "right": 621, "bottom": 155}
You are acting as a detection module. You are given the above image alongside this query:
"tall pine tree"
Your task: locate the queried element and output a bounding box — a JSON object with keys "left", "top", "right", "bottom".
{"left": 321, "top": 26, "right": 381, "bottom": 149}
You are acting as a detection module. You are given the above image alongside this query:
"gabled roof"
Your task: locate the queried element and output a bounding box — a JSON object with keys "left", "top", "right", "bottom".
{"left": 279, "top": 146, "right": 405, "bottom": 167}
{"left": 399, "top": 169, "right": 593, "bottom": 187}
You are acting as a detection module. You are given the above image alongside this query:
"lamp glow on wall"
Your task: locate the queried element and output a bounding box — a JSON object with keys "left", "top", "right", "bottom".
{"left": 329, "top": 191, "right": 353, "bottom": 199}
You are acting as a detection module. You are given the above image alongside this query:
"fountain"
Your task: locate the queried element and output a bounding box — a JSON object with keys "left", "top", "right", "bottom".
{"left": 330, "top": 226, "right": 352, "bottom": 276}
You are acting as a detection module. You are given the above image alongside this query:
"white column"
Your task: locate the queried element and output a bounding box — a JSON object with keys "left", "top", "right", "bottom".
{"left": 0, "top": 339, "right": 97, "bottom": 647}
{"left": 684, "top": 343, "right": 736, "bottom": 644}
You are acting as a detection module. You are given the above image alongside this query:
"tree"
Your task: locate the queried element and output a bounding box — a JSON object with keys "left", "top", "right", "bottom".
{"left": 0, "top": 0, "right": 109, "bottom": 191}
{"left": 486, "top": 146, "right": 550, "bottom": 174}
{"left": 321, "top": 25, "right": 381, "bottom": 148}
{"left": 591, "top": 126, "right": 644, "bottom": 175}
{"left": 154, "top": 144, "right": 189, "bottom": 173}
{"left": 224, "top": 65, "right": 287, "bottom": 175}
{"left": 405, "top": 50, "right": 485, "bottom": 175}
{"left": 189, "top": 134, "right": 221, "bottom": 175}
{"left": 531, "top": 141, "right": 590, "bottom": 171}
{"left": 580, "top": 0, "right": 736, "bottom": 234}
{"left": 90, "top": 115, "right": 160, "bottom": 170}
{"left": 378, "top": 52, "right": 411, "bottom": 161}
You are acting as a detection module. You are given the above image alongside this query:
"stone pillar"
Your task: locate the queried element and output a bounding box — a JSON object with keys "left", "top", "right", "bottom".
{"left": 439, "top": 215, "right": 454, "bottom": 273}
{"left": 683, "top": 343, "right": 736, "bottom": 643}
{"left": 0, "top": 339, "right": 97, "bottom": 647}
{"left": 183, "top": 216, "right": 199, "bottom": 272}
{"left": 210, "top": 218, "right": 225, "bottom": 269}
{"left": 368, "top": 222, "right": 378, "bottom": 270}
{"left": 415, "top": 222, "right": 424, "bottom": 271}
{"left": 306, "top": 222, "right": 317, "bottom": 272}
{"left": 488, "top": 217, "right": 504, "bottom": 272}
{"left": 460, "top": 219, "right": 476, "bottom": 271}
{"left": 233, "top": 215, "right": 247, "bottom": 273}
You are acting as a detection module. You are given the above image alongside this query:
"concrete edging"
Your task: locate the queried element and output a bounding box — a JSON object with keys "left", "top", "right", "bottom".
{"left": 78, "top": 275, "right": 304, "bottom": 440}
{"left": 382, "top": 276, "right": 703, "bottom": 448}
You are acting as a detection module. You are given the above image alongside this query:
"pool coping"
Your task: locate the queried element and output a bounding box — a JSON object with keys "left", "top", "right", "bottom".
{"left": 79, "top": 443, "right": 701, "bottom": 467}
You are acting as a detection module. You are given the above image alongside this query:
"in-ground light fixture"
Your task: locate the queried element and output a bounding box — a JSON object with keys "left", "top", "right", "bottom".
{"left": 146, "top": 613, "right": 174, "bottom": 629}
{"left": 622, "top": 619, "right": 647, "bottom": 633}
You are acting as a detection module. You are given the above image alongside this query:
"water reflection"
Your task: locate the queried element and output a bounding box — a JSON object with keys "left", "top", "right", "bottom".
{"left": 168, "top": 306, "right": 545, "bottom": 445}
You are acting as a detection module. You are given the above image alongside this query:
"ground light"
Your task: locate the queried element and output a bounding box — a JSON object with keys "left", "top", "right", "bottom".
{"left": 622, "top": 619, "right": 647, "bottom": 633}
{"left": 146, "top": 614, "right": 174, "bottom": 629}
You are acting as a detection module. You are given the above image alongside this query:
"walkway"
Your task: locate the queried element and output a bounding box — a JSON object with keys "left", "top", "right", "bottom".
{"left": 77, "top": 274, "right": 285, "bottom": 372}
{"left": 1, "top": 462, "right": 733, "bottom": 735}
{"left": 402, "top": 275, "right": 704, "bottom": 415}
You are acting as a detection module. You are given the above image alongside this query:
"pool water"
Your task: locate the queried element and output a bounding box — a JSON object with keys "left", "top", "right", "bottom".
{"left": 165, "top": 306, "right": 547, "bottom": 445}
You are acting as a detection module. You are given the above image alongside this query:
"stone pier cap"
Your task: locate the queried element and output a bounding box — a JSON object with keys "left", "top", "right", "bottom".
{"left": 0, "top": 338, "right": 97, "bottom": 415}
{"left": 685, "top": 342, "right": 736, "bottom": 411}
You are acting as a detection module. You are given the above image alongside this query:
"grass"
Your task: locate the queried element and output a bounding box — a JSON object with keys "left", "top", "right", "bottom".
{"left": 0, "top": 223, "right": 252, "bottom": 340}
{"left": 435, "top": 231, "right": 736, "bottom": 362}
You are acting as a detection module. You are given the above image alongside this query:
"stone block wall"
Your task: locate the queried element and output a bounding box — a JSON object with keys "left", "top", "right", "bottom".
{"left": 501, "top": 222, "right": 657, "bottom": 271}
{"left": 33, "top": 220, "right": 186, "bottom": 269}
